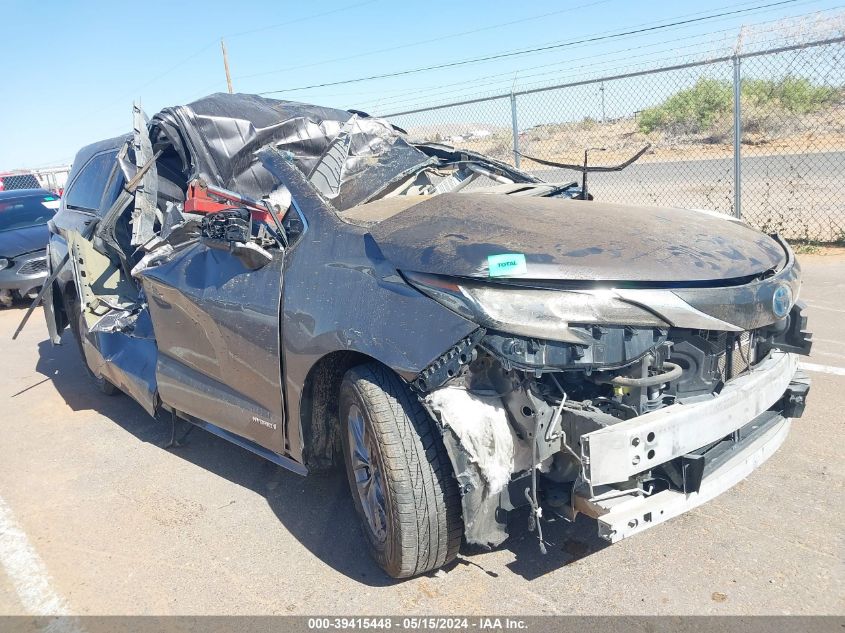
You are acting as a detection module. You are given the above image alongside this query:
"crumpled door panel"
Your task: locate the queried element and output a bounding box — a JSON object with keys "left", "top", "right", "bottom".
{"left": 82, "top": 308, "right": 159, "bottom": 416}
{"left": 139, "top": 240, "right": 286, "bottom": 452}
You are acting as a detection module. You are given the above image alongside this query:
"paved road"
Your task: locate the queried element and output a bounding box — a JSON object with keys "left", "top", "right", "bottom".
{"left": 0, "top": 255, "right": 843, "bottom": 615}
{"left": 529, "top": 150, "right": 845, "bottom": 240}
{"left": 531, "top": 150, "right": 845, "bottom": 187}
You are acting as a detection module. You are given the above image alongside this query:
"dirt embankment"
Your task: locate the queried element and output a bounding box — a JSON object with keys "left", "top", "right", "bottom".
{"left": 410, "top": 101, "right": 845, "bottom": 167}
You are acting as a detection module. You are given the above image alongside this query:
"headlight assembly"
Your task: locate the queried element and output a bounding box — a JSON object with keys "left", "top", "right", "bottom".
{"left": 0, "top": 258, "right": 9, "bottom": 270}
{"left": 403, "top": 271, "right": 669, "bottom": 343}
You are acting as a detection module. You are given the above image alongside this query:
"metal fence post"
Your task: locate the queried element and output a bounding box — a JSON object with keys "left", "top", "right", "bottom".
{"left": 732, "top": 54, "right": 742, "bottom": 219}
{"left": 600, "top": 81, "right": 606, "bottom": 123}
{"left": 510, "top": 92, "right": 520, "bottom": 168}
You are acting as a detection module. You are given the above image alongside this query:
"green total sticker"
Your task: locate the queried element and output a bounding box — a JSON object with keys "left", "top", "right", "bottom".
{"left": 488, "top": 253, "right": 528, "bottom": 277}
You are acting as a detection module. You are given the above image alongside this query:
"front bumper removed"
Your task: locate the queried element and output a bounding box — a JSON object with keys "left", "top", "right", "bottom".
{"left": 575, "top": 351, "right": 808, "bottom": 543}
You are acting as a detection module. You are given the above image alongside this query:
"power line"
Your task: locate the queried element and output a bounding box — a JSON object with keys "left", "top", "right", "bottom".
{"left": 369, "top": 44, "right": 729, "bottom": 112}
{"left": 185, "top": 0, "right": 620, "bottom": 100}
{"left": 381, "top": 34, "right": 845, "bottom": 118}
{"left": 258, "top": 0, "right": 800, "bottom": 95}
{"left": 295, "top": 6, "right": 816, "bottom": 108}
{"left": 359, "top": 10, "right": 793, "bottom": 111}
{"left": 182, "top": 0, "right": 827, "bottom": 111}
{"left": 234, "top": 0, "right": 617, "bottom": 81}
{"left": 189, "top": 0, "right": 814, "bottom": 105}
{"left": 373, "top": 34, "right": 792, "bottom": 116}
{"left": 360, "top": 3, "right": 837, "bottom": 112}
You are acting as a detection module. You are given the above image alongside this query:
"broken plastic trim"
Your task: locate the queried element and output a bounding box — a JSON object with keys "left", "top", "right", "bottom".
{"left": 412, "top": 329, "right": 485, "bottom": 392}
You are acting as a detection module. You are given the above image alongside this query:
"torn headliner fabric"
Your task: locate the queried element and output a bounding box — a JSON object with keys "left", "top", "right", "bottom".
{"left": 148, "top": 93, "right": 430, "bottom": 210}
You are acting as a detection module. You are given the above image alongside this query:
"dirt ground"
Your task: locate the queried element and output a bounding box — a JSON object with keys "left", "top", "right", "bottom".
{"left": 0, "top": 255, "right": 843, "bottom": 616}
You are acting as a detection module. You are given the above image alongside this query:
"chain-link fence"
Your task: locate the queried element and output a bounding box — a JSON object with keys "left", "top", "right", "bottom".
{"left": 0, "top": 166, "right": 70, "bottom": 194}
{"left": 739, "top": 41, "right": 845, "bottom": 241}
{"left": 382, "top": 37, "right": 845, "bottom": 243}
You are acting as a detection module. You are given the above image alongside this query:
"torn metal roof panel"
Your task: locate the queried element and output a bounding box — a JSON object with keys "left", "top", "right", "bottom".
{"left": 148, "top": 93, "right": 428, "bottom": 209}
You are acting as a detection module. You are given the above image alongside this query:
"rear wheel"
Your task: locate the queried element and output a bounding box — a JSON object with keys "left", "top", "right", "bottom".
{"left": 65, "top": 290, "right": 119, "bottom": 396}
{"left": 339, "top": 363, "right": 462, "bottom": 578}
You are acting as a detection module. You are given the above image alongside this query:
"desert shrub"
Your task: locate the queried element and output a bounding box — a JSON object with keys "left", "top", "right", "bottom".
{"left": 741, "top": 106, "right": 784, "bottom": 137}
{"left": 743, "top": 76, "right": 837, "bottom": 114}
{"left": 479, "top": 134, "right": 513, "bottom": 158}
{"left": 638, "top": 78, "right": 732, "bottom": 134}
{"left": 579, "top": 116, "right": 598, "bottom": 130}
{"left": 638, "top": 75, "right": 838, "bottom": 136}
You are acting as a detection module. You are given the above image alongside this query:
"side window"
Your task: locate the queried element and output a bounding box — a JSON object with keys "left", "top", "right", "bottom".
{"left": 100, "top": 162, "right": 125, "bottom": 215}
{"left": 64, "top": 151, "right": 117, "bottom": 213}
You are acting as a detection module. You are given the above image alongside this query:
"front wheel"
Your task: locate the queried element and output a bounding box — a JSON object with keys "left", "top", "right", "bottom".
{"left": 340, "top": 363, "right": 463, "bottom": 578}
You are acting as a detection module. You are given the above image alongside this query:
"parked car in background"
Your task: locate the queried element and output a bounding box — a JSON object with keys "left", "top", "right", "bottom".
{"left": 41, "top": 94, "right": 812, "bottom": 579}
{"left": 0, "top": 172, "right": 42, "bottom": 192}
{"left": 0, "top": 189, "right": 58, "bottom": 307}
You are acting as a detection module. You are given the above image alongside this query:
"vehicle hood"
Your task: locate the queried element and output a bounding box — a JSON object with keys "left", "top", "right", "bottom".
{"left": 368, "top": 193, "right": 786, "bottom": 283}
{"left": 0, "top": 224, "right": 49, "bottom": 258}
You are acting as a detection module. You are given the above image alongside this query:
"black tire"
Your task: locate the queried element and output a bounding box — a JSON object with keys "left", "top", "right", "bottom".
{"left": 65, "top": 290, "right": 119, "bottom": 396}
{"left": 340, "top": 363, "right": 463, "bottom": 578}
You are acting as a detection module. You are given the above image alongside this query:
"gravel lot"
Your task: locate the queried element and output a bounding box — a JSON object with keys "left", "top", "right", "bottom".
{"left": 0, "top": 254, "right": 842, "bottom": 616}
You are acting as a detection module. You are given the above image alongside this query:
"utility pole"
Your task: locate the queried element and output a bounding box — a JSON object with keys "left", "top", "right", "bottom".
{"left": 221, "top": 38, "right": 234, "bottom": 94}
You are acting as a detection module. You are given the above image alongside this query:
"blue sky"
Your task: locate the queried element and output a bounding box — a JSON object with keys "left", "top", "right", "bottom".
{"left": 0, "top": 0, "right": 841, "bottom": 170}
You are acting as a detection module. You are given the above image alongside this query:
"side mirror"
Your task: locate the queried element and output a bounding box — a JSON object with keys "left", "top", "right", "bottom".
{"left": 230, "top": 241, "right": 273, "bottom": 270}
{"left": 201, "top": 208, "right": 251, "bottom": 242}
{"left": 201, "top": 208, "right": 273, "bottom": 270}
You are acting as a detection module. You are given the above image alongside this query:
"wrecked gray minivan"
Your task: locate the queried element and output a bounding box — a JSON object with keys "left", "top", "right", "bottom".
{"left": 38, "top": 94, "right": 811, "bottom": 578}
